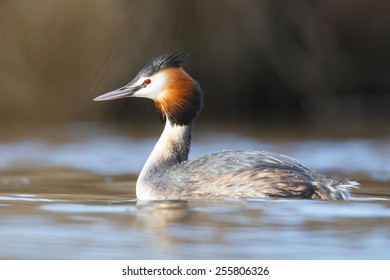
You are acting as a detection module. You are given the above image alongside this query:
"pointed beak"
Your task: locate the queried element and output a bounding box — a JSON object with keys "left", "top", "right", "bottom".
{"left": 93, "top": 84, "right": 143, "bottom": 101}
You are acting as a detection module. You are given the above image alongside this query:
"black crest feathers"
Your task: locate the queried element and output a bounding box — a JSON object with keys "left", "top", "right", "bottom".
{"left": 138, "top": 52, "right": 189, "bottom": 78}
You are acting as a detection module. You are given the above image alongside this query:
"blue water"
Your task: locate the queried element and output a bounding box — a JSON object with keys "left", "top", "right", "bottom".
{"left": 1, "top": 124, "right": 389, "bottom": 179}
{"left": 0, "top": 123, "right": 389, "bottom": 259}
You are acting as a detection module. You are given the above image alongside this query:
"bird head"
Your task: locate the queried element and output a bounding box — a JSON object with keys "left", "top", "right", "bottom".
{"left": 94, "top": 52, "right": 203, "bottom": 125}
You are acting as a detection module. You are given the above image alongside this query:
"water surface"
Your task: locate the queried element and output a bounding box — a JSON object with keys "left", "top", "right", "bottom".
{"left": 1, "top": 123, "right": 389, "bottom": 259}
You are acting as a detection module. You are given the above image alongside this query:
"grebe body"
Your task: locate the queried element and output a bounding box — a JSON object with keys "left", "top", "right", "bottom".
{"left": 94, "top": 53, "right": 357, "bottom": 200}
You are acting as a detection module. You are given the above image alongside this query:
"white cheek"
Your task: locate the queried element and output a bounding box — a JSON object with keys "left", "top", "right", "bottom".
{"left": 132, "top": 73, "right": 166, "bottom": 100}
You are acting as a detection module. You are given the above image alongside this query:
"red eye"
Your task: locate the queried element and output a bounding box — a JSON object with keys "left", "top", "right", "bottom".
{"left": 144, "top": 79, "right": 151, "bottom": 85}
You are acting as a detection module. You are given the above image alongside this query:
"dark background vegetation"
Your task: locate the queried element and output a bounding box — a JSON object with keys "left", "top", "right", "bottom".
{"left": 1, "top": 0, "right": 389, "bottom": 128}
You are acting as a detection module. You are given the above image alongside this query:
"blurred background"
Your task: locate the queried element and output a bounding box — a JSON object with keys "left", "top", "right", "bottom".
{"left": 1, "top": 0, "right": 390, "bottom": 128}
{"left": 1, "top": 1, "right": 390, "bottom": 260}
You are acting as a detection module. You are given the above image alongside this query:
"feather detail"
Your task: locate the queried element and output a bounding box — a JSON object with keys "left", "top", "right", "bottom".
{"left": 155, "top": 68, "right": 203, "bottom": 125}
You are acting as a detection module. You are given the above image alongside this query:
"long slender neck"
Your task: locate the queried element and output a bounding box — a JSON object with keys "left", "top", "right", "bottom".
{"left": 138, "top": 119, "right": 192, "bottom": 181}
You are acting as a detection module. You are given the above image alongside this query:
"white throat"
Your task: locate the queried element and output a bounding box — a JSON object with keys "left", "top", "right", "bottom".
{"left": 136, "top": 119, "right": 192, "bottom": 199}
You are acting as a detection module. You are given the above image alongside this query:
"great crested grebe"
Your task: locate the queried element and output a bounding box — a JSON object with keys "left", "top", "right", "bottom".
{"left": 94, "top": 52, "right": 358, "bottom": 200}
